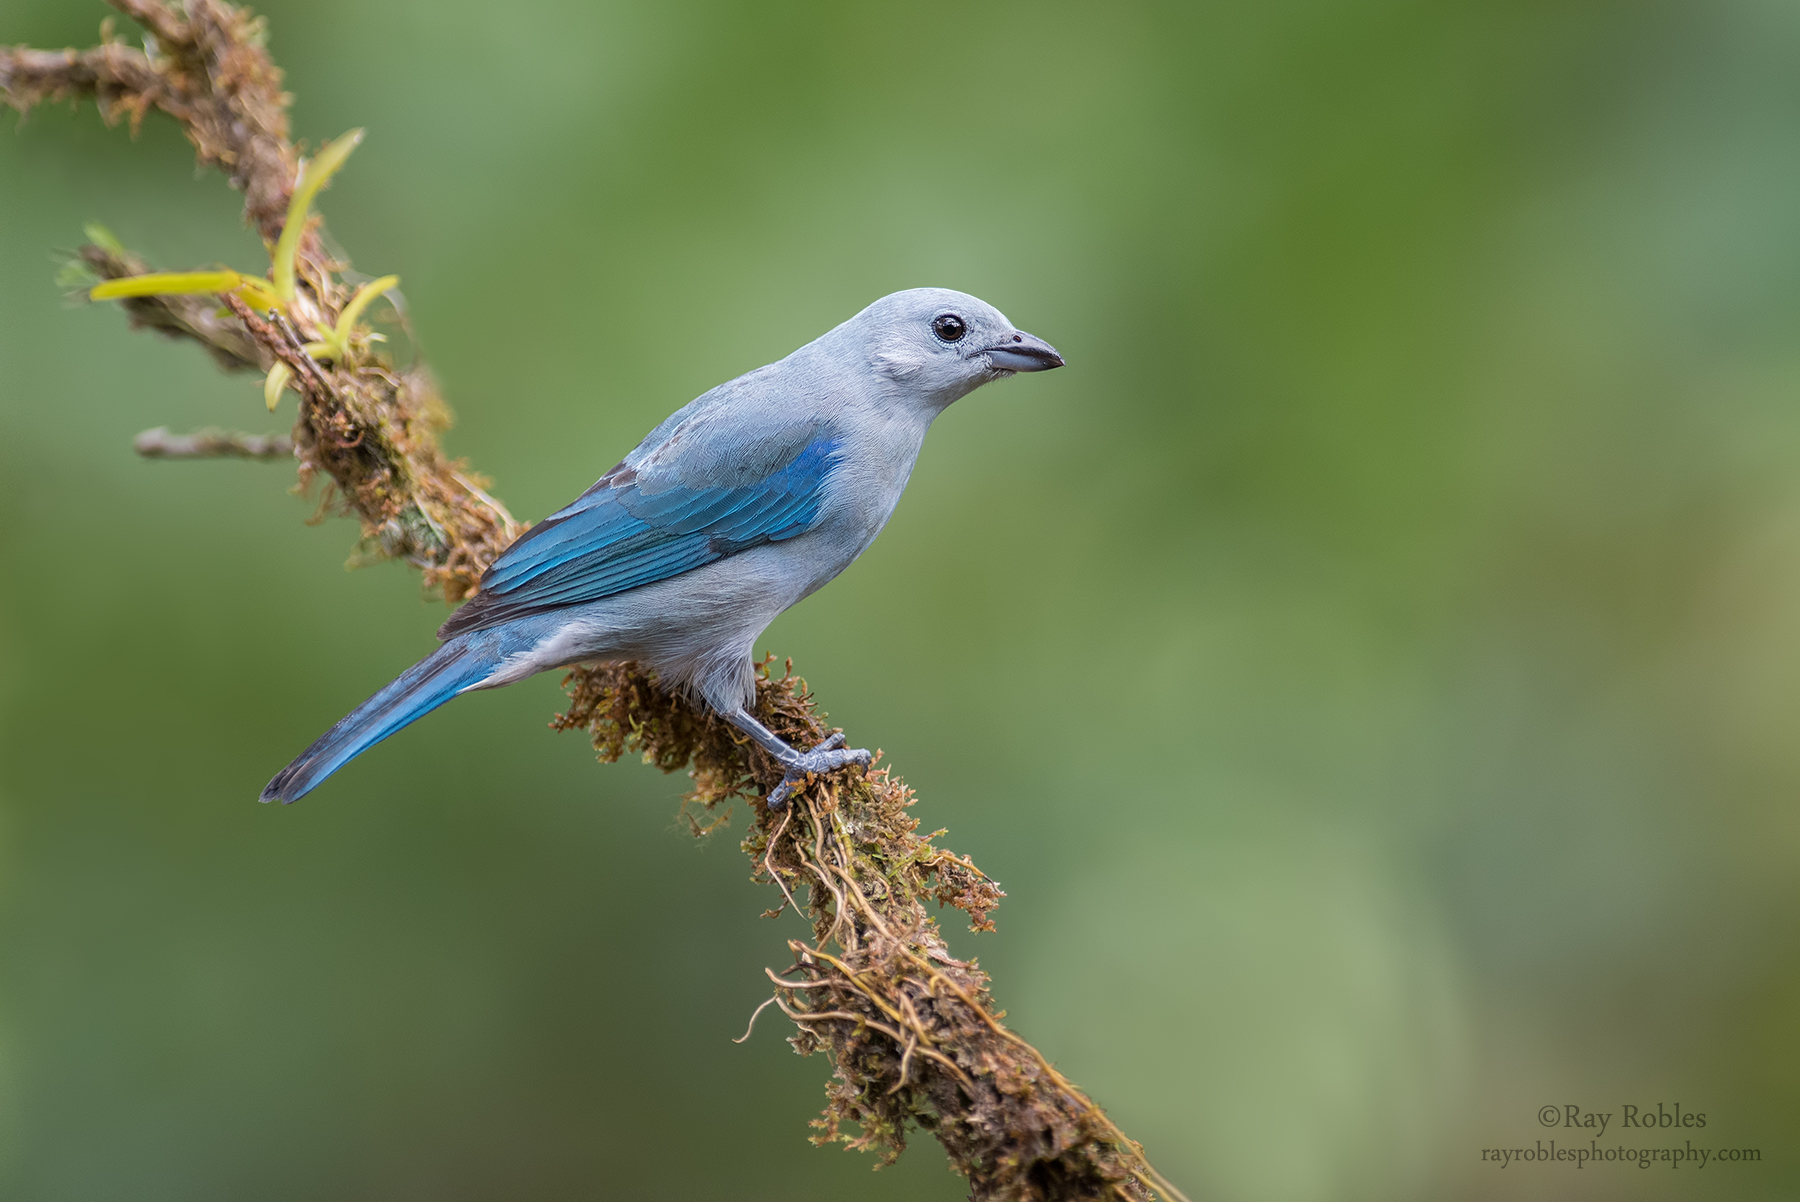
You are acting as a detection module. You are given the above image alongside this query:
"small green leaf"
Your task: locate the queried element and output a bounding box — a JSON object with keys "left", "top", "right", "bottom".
{"left": 82, "top": 222, "right": 126, "bottom": 255}
{"left": 56, "top": 258, "right": 99, "bottom": 291}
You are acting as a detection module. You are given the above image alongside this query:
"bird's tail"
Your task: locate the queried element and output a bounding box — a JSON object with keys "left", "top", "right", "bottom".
{"left": 261, "top": 635, "right": 501, "bottom": 803}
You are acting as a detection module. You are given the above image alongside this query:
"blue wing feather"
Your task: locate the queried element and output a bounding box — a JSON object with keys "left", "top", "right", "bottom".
{"left": 440, "top": 431, "right": 840, "bottom": 639}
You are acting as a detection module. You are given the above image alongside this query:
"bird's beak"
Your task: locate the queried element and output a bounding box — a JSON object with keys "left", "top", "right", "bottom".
{"left": 982, "top": 330, "right": 1065, "bottom": 372}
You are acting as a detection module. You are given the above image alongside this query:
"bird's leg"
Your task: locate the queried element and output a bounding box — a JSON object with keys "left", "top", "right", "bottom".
{"left": 724, "top": 709, "right": 872, "bottom": 809}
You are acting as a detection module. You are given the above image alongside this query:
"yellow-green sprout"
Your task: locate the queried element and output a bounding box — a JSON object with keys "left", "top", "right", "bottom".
{"left": 89, "top": 269, "right": 282, "bottom": 312}
{"left": 264, "top": 361, "right": 293, "bottom": 412}
{"left": 313, "top": 275, "right": 399, "bottom": 362}
{"left": 270, "top": 129, "right": 364, "bottom": 306}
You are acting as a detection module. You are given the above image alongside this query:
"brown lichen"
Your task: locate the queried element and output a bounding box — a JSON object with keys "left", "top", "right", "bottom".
{"left": 553, "top": 660, "right": 1174, "bottom": 1200}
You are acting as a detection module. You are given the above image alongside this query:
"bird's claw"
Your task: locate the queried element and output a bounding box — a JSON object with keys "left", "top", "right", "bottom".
{"left": 766, "top": 733, "right": 870, "bottom": 809}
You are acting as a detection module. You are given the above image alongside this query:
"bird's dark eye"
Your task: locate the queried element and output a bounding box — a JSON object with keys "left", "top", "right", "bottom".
{"left": 932, "top": 314, "right": 967, "bottom": 343}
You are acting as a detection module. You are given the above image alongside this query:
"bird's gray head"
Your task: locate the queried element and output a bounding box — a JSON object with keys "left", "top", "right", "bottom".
{"left": 845, "top": 287, "right": 1063, "bottom": 408}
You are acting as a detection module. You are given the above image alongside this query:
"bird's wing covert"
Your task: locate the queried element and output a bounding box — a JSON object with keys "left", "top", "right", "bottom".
{"left": 439, "top": 417, "right": 839, "bottom": 639}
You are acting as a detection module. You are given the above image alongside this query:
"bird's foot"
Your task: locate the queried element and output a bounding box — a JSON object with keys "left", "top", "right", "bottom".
{"left": 767, "top": 732, "right": 872, "bottom": 809}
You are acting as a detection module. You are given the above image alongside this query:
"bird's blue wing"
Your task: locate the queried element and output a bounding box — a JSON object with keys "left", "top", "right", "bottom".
{"left": 439, "top": 426, "right": 840, "bottom": 638}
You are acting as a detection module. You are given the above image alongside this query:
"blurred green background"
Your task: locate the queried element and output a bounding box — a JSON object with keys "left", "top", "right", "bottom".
{"left": 3, "top": 0, "right": 1799, "bottom": 1198}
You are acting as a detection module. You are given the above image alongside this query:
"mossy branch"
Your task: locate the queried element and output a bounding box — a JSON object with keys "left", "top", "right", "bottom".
{"left": 2, "top": 5, "right": 1188, "bottom": 1200}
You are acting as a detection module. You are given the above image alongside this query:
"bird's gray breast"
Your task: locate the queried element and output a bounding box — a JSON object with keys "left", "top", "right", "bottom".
{"left": 796, "top": 406, "right": 934, "bottom": 595}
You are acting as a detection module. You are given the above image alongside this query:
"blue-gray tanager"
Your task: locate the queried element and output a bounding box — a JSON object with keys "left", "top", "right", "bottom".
{"left": 262, "top": 288, "right": 1062, "bottom": 805}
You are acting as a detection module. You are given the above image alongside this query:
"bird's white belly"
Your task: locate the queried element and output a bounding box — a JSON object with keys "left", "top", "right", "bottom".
{"left": 478, "top": 532, "right": 857, "bottom": 709}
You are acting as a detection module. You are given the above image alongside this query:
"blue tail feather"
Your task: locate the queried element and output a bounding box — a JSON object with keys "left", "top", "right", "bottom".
{"left": 261, "top": 636, "right": 500, "bottom": 803}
